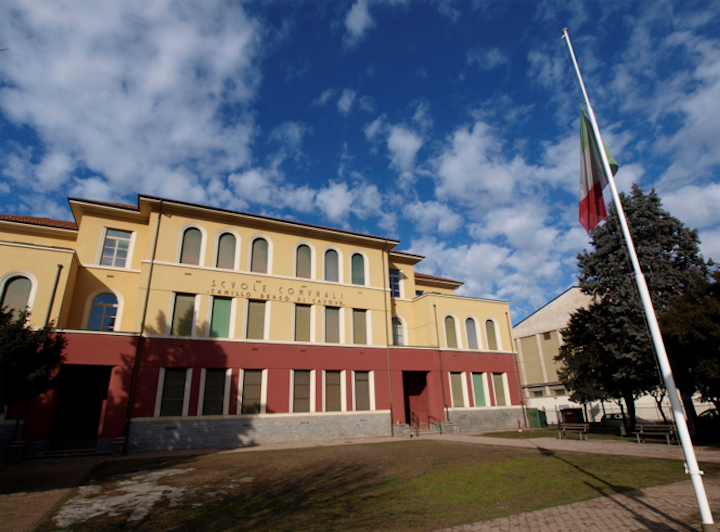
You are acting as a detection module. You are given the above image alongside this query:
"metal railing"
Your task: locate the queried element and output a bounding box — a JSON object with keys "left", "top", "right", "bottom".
{"left": 428, "top": 415, "right": 443, "bottom": 434}
{"left": 410, "top": 412, "right": 420, "bottom": 436}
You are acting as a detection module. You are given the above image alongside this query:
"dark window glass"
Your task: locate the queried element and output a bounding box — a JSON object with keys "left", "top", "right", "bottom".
{"left": 353, "top": 309, "right": 367, "bottom": 345}
{"left": 160, "top": 368, "right": 186, "bottom": 416}
{"left": 392, "top": 317, "right": 403, "bottom": 346}
{"left": 416, "top": 290, "right": 424, "bottom": 296}
{"left": 1, "top": 276, "right": 32, "bottom": 319}
{"left": 293, "top": 370, "right": 311, "bottom": 413}
{"left": 351, "top": 254, "right": 365, "bottom": 285}
{"left": 325, "top": 249, "right": 339, "bottom": 282}
{"left": 88, "top": 293, "right": 118, "bottom": 331}
{"left": 101, "top": 229, "right": 132, "bottom": 267}
{"left": 251, "top": 238, "right": 268, "bottom": 273}
{"left": 389, "top": 269, "right": 400, "bottom": 297}
{"left": 246, "top": 300, "right": 265, "bottom": 340}
{"left": 325, "top": 307, "right": 339, "bottom": 343}
{"left": 466, "top": 318, "right": 478, "bottom": 349}
{"left": 241, "top": 370, "right": 262, "bottom": 414}
{"left": 445, "top": 316, "right": 457, "bottom": 348}
{"left": 325, "top": 371, "right": 341, "bottom": 412}
{"left": 451, "top": 372, "right": 464, "bottom": 407}
{"left": 486, "top": 320, "right": 498, "bottom": 350}
{"left": 171, "top": 294, "right": 195, "bottom": 336}
{"left": 295, "top": 304, "right": 311, "bottom": 342}
{"left": 180, "top": 228, "right": 202, "bottom": 265}
{"left": 355, "top": 371, "right": 370, "bottom": 411}
{"left": 216, "top": 233, "right": 236, "bottom": 269}
{"left": 296, "top": 245, "right": 311, "bottom": 278}
{"left": 202, "top": 369, "right": 226, "bottom": 415}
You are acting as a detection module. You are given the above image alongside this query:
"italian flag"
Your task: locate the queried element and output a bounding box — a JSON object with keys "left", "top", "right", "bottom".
{"left": 579, "top": 111, "right": 618, "bottom": 232}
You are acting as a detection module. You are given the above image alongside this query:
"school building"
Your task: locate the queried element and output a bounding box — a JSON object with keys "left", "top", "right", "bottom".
{"left": 0, "top": 195, "right": 523, "bottom": 456}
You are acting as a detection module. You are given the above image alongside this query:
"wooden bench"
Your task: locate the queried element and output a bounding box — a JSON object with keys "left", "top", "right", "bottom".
{"left": 558, "top": 423, "right": 590, "bottom": 440}
{"left": 632, "top": 424, "right": 677, "bottom": 445}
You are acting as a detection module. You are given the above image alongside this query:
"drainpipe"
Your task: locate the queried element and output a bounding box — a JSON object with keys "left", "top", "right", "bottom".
{"left": 123, "top": 199, "right": 163, "bottom": 454}
{"left": 44, "top": 264, "right": 64, "bottom": 326}
{"left": 433, "top": 304, "right": 449, "bottom": 422}
{"left": 506, "top": 311, "right": 528, "bottom": 428}
{"left": 380, "top": 240, "right": 395, "bottom": 430}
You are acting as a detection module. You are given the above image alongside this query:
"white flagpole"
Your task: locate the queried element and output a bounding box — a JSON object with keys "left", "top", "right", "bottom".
{"left": 562, "top": 28, "right": 716, "bottom": 532}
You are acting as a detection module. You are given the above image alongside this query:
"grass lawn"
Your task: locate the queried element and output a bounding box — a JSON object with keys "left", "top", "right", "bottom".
{"left": 476, "top": 428, "right": 628, "bottom": 441}
{"left": 38, "top": 440, "right": 719, "bottom": 532}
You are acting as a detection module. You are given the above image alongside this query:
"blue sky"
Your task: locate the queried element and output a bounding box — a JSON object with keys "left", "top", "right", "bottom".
{"left": 1, "top": 0, "right": 719, "bottom": 322}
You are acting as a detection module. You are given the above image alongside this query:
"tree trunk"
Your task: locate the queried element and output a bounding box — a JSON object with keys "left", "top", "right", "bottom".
{"left": 679, "top": 389, "right": 698, "bottom": 437}
{"left": 623, "top": 391, "right": 636, "bottom": 434}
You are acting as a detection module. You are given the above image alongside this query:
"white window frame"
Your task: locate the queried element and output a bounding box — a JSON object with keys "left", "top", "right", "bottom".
{"left": 293, "top": 240, "right": 317, "bottom": 279}
{"left": 322, "top": 246, "right": 344, "bottom": 283}
{"left": 212, "top": 229, "right": 241, "bottom": 270}
{"left": 0, "top": 270, "right": 39, "bottom": 314}
{"left": 351, "top": 370, "right": 375, "bottom": 411}
{"left": 484, "top": 317, "right": 503, "bottom": 351}
{"left": 449, "top": 371, "right": 470, "bottom": 408}
{"left": 175, "top": 223, "right": 208, "bottom": 266}
{"left": 236, "top": 368, "right": 268, "bottom": 415}
{"left": 243, "top": 299, "right": 270, "bottom": 340}
{"left": 391, "top": 314, "right": 407, "bottom": 346}
{"left": 323, "top": 306, "right": 344, "bottom": 344}
{"left": 154, "top": 367, "right": 193, "bottom": 417}
{"left": 322, "top": 369, "right": 347, "bottom": 412}
{"left": 95, "top": 227, "right": 136, "bottom": 269}
{"left": 247, "top": 234, "right": 274, "bottom": 275}
{"left": 491, "top": 372, "right": 512, "bottom": 407}
{"left": 388, "top": 268, "right": 402, "bottom": 298}
{"left": 292, "top": 303, "right": 315, "bottom": 343}
{"left": 470, "top": 372, "right": 492, "bottom": 408}
{"left": 464, "top": 315, "right": 481, "bottom": 350}
{"left": 206, "top": 295, "right": 237, "bottom": 338}
{"left": 197, "top": 368, "right": 232, "bottom": 416}
{"left": 443, "top": 313, "right": 463, "bottom": 349}
{"left": 351, "top": 308, "right": 371, "bottom": 345}
{"left": 166, "top": 293, "right": 200, "bottom": 336}
{"left": 349, "top": 249, "right": 370, "bottom": 287}
{"left": 82, "top": 287, "right": 125, "bottom": 331}
{"left": 289, "top": 369, "right": 316, "bottom": 413}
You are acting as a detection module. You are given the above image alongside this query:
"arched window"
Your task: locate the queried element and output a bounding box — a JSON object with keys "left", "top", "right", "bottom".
{"left": 325, "top": 249, "right": 339, "bottom": 282}
{"left": 445, "top": 316, "right": 457, "bottom": 349}
{"left": 88, "top": 293, "right": 118, "bottom": 331}
{"left": 216, "top": 233, "right": 236, "bottom": 269}
{"left": 392, "top": 317, "right": 403, "bottom": 346}
{"left": 296, "top": 245, "right": 311, "bottom": 278}
{"left": 351, "top": 253, "right": 365, "bottom": 285}
{"left": 1, "top": 276, "right": 32, "bottom": 319}
{"left": 251, "top": 238, "right": 268, "bottom": 273}
{"left": 180, "top": 228, "right": 202, "bottom": 265}
{"left": 466, "top": 318, "right": 478, "bottom": 349}
{"left": 486, "top": 320, "right": 498, "bottom": 350}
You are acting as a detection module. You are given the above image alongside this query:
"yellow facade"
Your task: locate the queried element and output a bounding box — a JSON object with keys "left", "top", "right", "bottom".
{"left": 1, "top": 195, "right": 515, "bottom": 353}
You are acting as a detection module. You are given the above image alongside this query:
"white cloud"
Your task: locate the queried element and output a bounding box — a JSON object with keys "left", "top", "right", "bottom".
{"left": 337, "top": 89, "right": 357, "bottom": 115}
{"left": 412, "top": 102, "right": 433, "bottom": 132}
{"left": 698, "top": 228, "right": 720, "bottom": 262}
{"left": 663, "top": 183, "right": 720, "bottom": 230}
{"left": 314, "top": 88, "right": 336, "bottom": 106}
{"left": 364, "top": 115, "right": 386, "bottom": 141}
{"left": 314, "top": 181, "right": 387, "bottom": 227}
{"left": 466, "top": 47, "right": 509, "bottom": 70}
{"left": 387, "top": 125, "right": 423, "bottom": 185}
{"left": 403, "top": 200, "right": 463, "bottom": 234}
{"left": 344, "top": 0, "right": 375, "bottom": 48}
{"left": 0, "top": 0, "right": 262, "bottom": 204}
{"left": 269, "top": 121, "right": 311, "bottom": 161}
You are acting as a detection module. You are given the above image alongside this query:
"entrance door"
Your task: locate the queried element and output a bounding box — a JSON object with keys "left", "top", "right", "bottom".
{"left": 49, "top": 365, "right": 112, "bottom": 451}
{"left": 403, "top": 371, "right": 430, "bottom": 430}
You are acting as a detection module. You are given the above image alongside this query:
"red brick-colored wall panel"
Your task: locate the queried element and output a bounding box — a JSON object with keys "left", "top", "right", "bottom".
{"left": 98, "top": 365, "right": 132, "bottom": 439}
{"left": 266, "top": 368, "right": 290, "bottom": 414}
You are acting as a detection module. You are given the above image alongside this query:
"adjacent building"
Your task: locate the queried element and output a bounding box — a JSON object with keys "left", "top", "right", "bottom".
{"left": 1, "top": 195, "right": 523, "bottom": 456}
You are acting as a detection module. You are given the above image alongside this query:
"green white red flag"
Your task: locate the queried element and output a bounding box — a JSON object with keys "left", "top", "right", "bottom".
{"left": 579, "top": 110, "right": 618, "bottom": 232}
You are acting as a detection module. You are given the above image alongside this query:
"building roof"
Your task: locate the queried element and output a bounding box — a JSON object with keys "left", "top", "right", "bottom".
{"left": 68, "top": 198, "right": 139, "bottom": 211}
{"left": 0, "top": 214, "right": 78, "bottom": 230}
{"left": 512, "top": 286, "right": 592, "bottom": 338}
{"left": 414, "top": 272, "right": 463, "bottom": 286}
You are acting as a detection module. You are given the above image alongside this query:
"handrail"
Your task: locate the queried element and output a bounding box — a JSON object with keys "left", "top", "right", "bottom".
{"left": 410, "top": 411, "right": 420, "bottom": 436}
{"left": 428, "top": 415, "right": 443, "bottom": 434}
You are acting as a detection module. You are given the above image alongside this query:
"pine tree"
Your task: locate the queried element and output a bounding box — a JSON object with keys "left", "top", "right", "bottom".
{"left": 557, "top": 184, "right": 708, "bottom": 432}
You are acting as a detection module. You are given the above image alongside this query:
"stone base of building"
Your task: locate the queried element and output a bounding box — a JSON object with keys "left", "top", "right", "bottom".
{"left": 127, "top": 411, "right": 393, "bottom": 453}
{"left": 446, "top": 407, "right": 524, "bottom": 432}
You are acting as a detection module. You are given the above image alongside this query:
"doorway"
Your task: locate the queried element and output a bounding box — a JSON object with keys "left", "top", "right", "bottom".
{"left": 403, "top": 371, "right": 430, "bottom": 430}
{"left": 49, "top": 365, "right": 112, "bottom": 451}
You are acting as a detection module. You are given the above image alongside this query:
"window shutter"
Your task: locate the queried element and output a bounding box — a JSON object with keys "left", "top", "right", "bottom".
{"left": 293, "top": 370, "right": 311, "bottom": 412}
{"left": 466, "top": 318, "right": 478, "bottom": 349}
{"left": 486, "top": 320, "right": 498, "bottom": 350}
{"left": 216, "top": 233, "right": 236, "bottom": 269}
{"left": 202, "top": 369, "right": 226, "bottom": 415}
{"left": 325, "top": 371, "right": 341, "bottom": 412}
{"left": 246, "top": 300, "right": 265, "bottom": 340}
{"left": 241, "top": 370, "right": 262, "bottom": 414}
{"left": 353, "top": 309, "right": 366, "bottom": 345}
{"left": 210, "top": 297, "right": 232, "bottom": 338}
{"left": 172, "top": 294, "right": 195, "bottom": 336}
{"left": 493, "top": 373, "right": 506, "bottom": 406}
{"left": 251, "top": 239, "right": 268, "bottom": 273}
{"left": 160, "top": 368, "right": 187, "bottom": 416}
{"left": 295, "top": 304, "right": 311, "bottom": 342}
{"left": 445, "top": 316, "right": 457, "bottom": 348}
{"left": 1, "top": 277, "right": 31, "bottom": 318}
{"left": 450, "top": 373, "right": 464, "bottom": 407}
{"left": 355, "top": 371, "right": 370, "bottom": 411}
{"left": 325, "top": 249, "right": 338, "bottom": 282}
{"left": 180, "top": 228, "right": 202, "bottom": 265}
{"left": 325, "top": 307, "right": 339, "bottom": 343}
{"left": 351, "top": 254, "right": 364, "bottom": 285}
{"left": 296, "top": 245, "right": 311, "bottom": 278}
{"left": 472, "top": 373, "right": 486, "bottom": 407}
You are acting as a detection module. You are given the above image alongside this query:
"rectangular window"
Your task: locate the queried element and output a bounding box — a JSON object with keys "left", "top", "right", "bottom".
{"left": 210, "top": 297, "right": 231, "bottom": 338}
{"left": 416, "top": 290, "right": 424, "bottom": 296}
{"left": 325, "top": 371, "right": 341, "bottom": 412}
{"left": 389, "top": 269, "right": 400, "bottom": 298}
{"left": 493, "top": 373, "right": 507, "bottom": 407}
{"left": 472, "top": 373, "right": 486, "bottom": 407}
{"left": 355, "top": 371, "right": 370, "bottom": 411}
{"left": 202, "top": 369, "right": 226, "bottom": 415}
{"left": 293, "top": 370, "right": 311, "bottom": 413}
{"left": 160, "top": 368, "right": 187, "bottom": 416}
{"left": 241, "top": 370, "right": 262, "bottom": 414}
{"left": 353, "top": 309, "right": 367, "bottom": 345}
{"left": 246, "top": 300, "right": 265, "bottom": 340}
{"left": 171, "top": 294, "right": 195, "bottom": 336}
{"left": 450, "top": 372, "right": 465, "bottom": 407}
{"left": 325, "top": 307, "right": 340, "bottom": 343}
{"left": 295, "top": 304, "right": 311, "bottom": 342}
{"left": 101, "top": 229, "right": 132, "bottom": 267}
